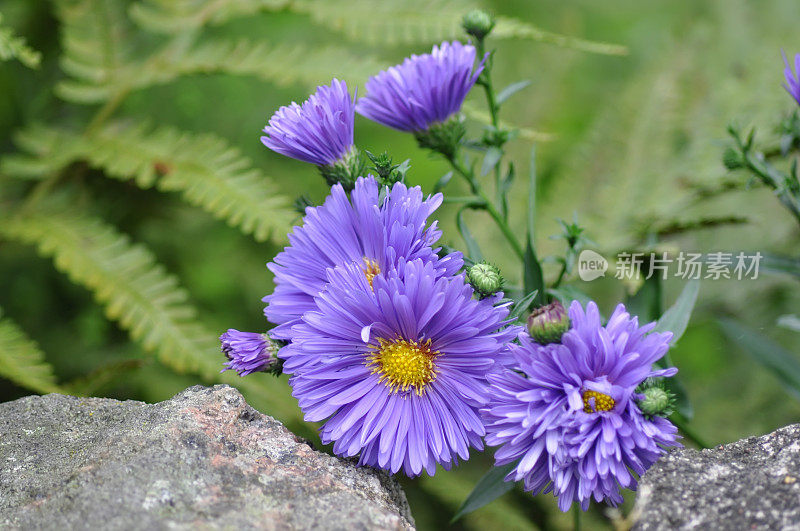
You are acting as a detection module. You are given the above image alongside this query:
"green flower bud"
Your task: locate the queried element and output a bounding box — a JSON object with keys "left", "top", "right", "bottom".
{"left": 319, "top": 147, "right": 366, "bottom": 190}
{"left": 527, "top": 301, "right": 570, "bottom": 344}
{"left": 414, "top": 116, "right": 466, "bottom": 159}
{"left": 722, "top": 146, "right": 744, "bottom": 170}
{"left": 462, "top": 9, "right": 495, "bottom": 40}
{"left": 467, "top": 262, "right": 504, "bottom": 297}
{"left": 636, "top": 379, "right": 676, "bottom": 419}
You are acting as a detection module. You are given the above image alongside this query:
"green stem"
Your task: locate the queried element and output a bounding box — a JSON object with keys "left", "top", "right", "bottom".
{"left": 573, "top": 505, "right": 581, "bottom": 531}
{"left": 735, "top": 135, "right": 800, "bottom": 225}
{"left": 552, "top": 262, "right": 568, "bottom": 289}
{"left": 446, "top": 155, "right": 524, "bottom": 260}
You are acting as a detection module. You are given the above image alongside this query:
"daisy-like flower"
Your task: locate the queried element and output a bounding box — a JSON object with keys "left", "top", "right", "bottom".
{"left": 220, "top": 329, "right": 278, "bottom": 376}
{"left": 261, "top": 79, "right": 356, "bottom": 167}
{"left": 782, "top": 50, "right": 800, "bottom": 106}
{"left": 356, "top": 41, "right": 486, "bottom": 132}
{"left": 283, "top": 259, "right": 519, "bottom": 477}
{"left": 264, "top": 176, "right": 462, "bottom": 358}
{"left": 482, "top": 301, "right": 681, "bottom": 512}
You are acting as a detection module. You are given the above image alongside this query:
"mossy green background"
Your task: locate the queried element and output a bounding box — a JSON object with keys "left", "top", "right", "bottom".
{"left": 2, "top": 0, "right": 800, "bottom": 529}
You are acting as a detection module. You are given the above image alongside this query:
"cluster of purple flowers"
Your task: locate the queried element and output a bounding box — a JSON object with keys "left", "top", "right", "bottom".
{"left": 221, "top": 38, "right": 682, "bottom": 512}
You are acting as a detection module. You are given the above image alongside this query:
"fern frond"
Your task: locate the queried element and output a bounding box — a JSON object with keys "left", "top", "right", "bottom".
{"left": 0, "top": 13, "right": 42, "bottom": 68}
{"left": 54, "top": 0, "right": 133, "bottom": 103}
{"left": 492, "top": 17, "right": 628, "bottom": 56}
{"left": 292, "top": 0, "right": 471, "bottom": 46}
{"left": 64, "top": 358, "right": 146, "bottom": 396}
{"left": 0, "top": 307, "right": 61, "bottom": 394}
{"left": 462, "top": 103, "right": 555, "bottom": 142}
{"left": 4, "top": 123, "right": 294, "bottom": 241}
{"left": 289, "top": 0, "right": 627, "bottom": 55}
{"left": 130, "top": 0, "right": 289, "bottom": 33}
{"left": 0, "top": 199, "right": 222, "bottom": 379}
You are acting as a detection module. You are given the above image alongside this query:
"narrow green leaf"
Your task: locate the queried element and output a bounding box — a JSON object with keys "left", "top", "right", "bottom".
{"left": 654, "top": 279, "right": 701, "bottom": 345}
{"left": 719, "top": 318, "right": 800, "bottom": 401}
{"left": 509, "top": 290, "right": 539, "bottom": 321}
{"left": 761, "top": 253, "right": 800, "bottom": 279}
{"left": 433, "top": 171, "right": 453, "bottom": 193}
{"left": 527, "top": 146, "right": 537, "bottom": 239}
{"left": 548, "top": 285, "right": 593, "bottom": 309}
{"left": 481, "top": 147, "right": 503, "bottom": 177}
{"left": 451, "top": 462, "right": 516, "bottom": 523}
{"left": 457, "top": 207, "right": 483, "bottom": 262}
{"left": 523, "top": 239, "right": 545, "bottom": 306}
{"left": 626, "top": 275, "right": 663, "bottom": 324}
{"left": 496, "top": 80, "right": 531, "bottom": 106}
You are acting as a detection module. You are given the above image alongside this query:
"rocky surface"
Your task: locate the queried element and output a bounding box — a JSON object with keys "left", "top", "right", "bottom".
{"left": 0, "top": 385, "right": 415, "bottom": 530}
{"left": 634, "top": 423, "right": 800, "bottom": 530}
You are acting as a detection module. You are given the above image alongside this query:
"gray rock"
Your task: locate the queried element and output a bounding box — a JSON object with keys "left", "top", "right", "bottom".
{"left": 0, "top": 385, "right": 415, "bottom": 530}
{"left": 633, "top": 423, "right": 800, "bottom": 530}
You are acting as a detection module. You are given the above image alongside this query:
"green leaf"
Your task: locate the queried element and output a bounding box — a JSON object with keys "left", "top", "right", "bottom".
{"left": 761, "top": 253, "right": 800, "bottom": 279}
{"left": 433, "top": 171, "right": 454, "bottom": 193}
{"left": 719, "top": 318, "right": 800, "bottom": 401}
{"left": 495, "top": 80, "right": 531, "bottom": 106}
{"left": 0, "top": 13, "right": 42, "bottom": 68}
{"left": 523, "top": 240, "right": 545, "bottom": 306}
{"left": 523, "top": 146, "right": 544, "bottom": 306}
{"left": 0, "top": 308, "right": 61, "bottom": 394}
{"left": 480, "top": 147, "right": 503, "bottom": 176}
{"left": 509, "top": 290, "right": 538, "bottom": 321}
{"left": 0, "top": 197, "right": 222, "bottom": 380}
{"left": 5, "top": 123, "right": 294, "bottom": 242}
{"left": 548, "top": 285, "right": 593, "bottom": 309}
{"left": 456, "top": 207, "right": 483, "bottom": 261}
{"left": 451, "top": 462, "right": 516, "bottom": 523}
{"left": 654, "top": 279, "right": 701, "bottom": 345}
{"left": 626, "top": 275, "right": 663, "bottom": 324}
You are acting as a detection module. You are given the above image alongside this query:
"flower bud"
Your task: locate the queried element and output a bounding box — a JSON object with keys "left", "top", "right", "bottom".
{"left": 319, "top": 147, "right": 366, "bottom": 190}
{"left": 220, "top": 329, "right": 281, "bottom": 376}
{"left": 462, "top": 9, "right": 495, "bottom": 40}
{"left": 527, "top": 301, "right": 570, "bottom": 344}
{"left": 414, "top": 116, "right": 466, "bottom": 159}
{"left": 722, "top": 146, "right": 744, "bottom": 170}
{"left": 636, "top": 380, "right": 676, "bottom": 419}
{"left": 466, "top": 262, "right": 504, "bottom": 297}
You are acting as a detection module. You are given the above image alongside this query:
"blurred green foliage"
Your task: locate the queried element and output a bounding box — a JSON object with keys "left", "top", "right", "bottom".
{"left": 1, "top": 0, "right": 800, "bottom": 529}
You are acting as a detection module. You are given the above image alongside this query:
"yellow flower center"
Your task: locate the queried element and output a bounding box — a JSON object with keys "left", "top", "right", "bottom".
{"left": 366, "top": 338, "right": 439, "bottom": 395}
{"left": 363, "top": 257, "right": 381, "bottom": 289}
{"left": 582, "top": 390, "right": 615, "bottom": 413}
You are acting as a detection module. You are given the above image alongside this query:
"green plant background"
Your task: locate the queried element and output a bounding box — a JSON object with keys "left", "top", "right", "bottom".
{"left": 2, "top": 0, "right": 800, "bottom": 529}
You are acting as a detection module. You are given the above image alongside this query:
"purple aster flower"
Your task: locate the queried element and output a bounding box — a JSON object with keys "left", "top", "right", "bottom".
{"left": 482, "top": 301, "right": 681, "bottom": 512}
{"left": 356, "top": 41, "right": 486, "bottom": 132}
{"left": 264, "top": 175, "right": 463, "bottom": 357}
{"left": 261, "top": 79, "right": 355, "bottom": 166}
{"left": 220, "top": 329, "right": 277, "bottom": 376}
{"left": 782, "top": 50, "right": 800, "bottom": 106}
{"left": 282, "top": 259, "right": 519, "bottom": 477}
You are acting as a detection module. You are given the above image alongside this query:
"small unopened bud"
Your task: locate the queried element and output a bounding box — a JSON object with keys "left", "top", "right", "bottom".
{"left": 220, "top": 330, "right": 282, "bottom": 377}
{"left": 527, "top": 301, "right": 570, "bottom": 344}
{"left": 722, "top": 146, "right": 744, "bottom": 170}
{"left": 636, "top": 380, "right": 676, "bottom": 419}
{"left": 462, "top": 9, "right": 495, "bottom": 40}
{"left": 319, "top": 147, "right": 366, "bottom": 190}
{"left": 414, "top": 116, "right": 466, "bottom": 159}
{"left": 467, "top": 262, "right": 504, "bottom": 297}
